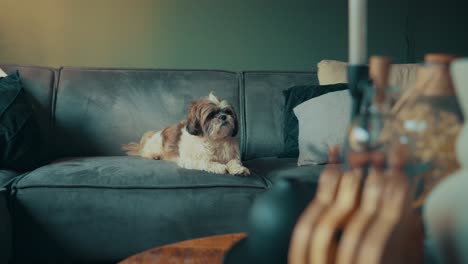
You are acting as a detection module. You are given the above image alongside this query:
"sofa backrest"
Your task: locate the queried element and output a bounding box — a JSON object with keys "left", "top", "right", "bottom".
{"left": 1, "top": 65, "right": 320, "bottom": 161}
{"left": 241, "top": 71, "right": 318, "bottom": 160}
{"left": 53, "top": 67, "right": 241, "bottom": 158}
{"left": 0, "top": 64, "right": 57, "bottom": 162}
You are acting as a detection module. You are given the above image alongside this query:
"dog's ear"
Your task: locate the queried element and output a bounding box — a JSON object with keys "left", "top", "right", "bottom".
{"left": 186, "top": 117, "right": 202, "bottom": 136}
{"left": 186, "top": 102, "right": 203, "bottom": 136}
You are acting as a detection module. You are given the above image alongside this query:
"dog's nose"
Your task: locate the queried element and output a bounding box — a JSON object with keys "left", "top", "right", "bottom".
{"left": 220, "top": 114, "right": 227, "bottom": 121}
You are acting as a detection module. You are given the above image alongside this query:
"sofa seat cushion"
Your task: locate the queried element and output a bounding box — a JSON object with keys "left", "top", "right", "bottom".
{"left": 15, "top": 156, "right": 268, "bottom": 189}
{"left": 244, "top": 158, "right": 333, "bottom": 185}
{"left": 11, "top": 156, "right": 267, "bottom": 263}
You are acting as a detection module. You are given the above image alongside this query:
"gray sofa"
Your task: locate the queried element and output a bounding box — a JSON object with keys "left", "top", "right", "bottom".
{"left": 0, "top": 65, "right": 326, "bottom": 263}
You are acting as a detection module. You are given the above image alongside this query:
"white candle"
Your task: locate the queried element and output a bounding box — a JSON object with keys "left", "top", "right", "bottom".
{"left": 349, "top": 0, "right": 367, "bottom": 65}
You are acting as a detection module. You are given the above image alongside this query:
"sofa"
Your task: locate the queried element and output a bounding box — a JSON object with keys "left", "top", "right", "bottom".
{"left": 0, "top": 64, "right": 329, "bottom": 263}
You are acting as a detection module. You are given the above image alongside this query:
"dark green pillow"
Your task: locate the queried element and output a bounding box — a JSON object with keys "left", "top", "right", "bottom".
{"left": 0, "top": 71, "right": 42, "bottom": 171}
{"left": 279, "top": 83, "right": 348, "bottom": 158}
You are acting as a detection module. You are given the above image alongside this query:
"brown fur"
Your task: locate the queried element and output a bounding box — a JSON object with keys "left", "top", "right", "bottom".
{"left": 186, "top": 100, "right": 207, "bottom": 135}
{"left": 122, "top": 131, "right": 155, "bottom": 156}
{"left": 186, "top": 99, "right": 238, "bottom": 137}
{"left": 161, "top": 121, "right": 185, "bottom": 161}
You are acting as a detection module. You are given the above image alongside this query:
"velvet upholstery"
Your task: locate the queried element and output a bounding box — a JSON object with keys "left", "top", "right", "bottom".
{"left": 0, "top": 65, "right": 56, "bottom": 162}
{"left": 1, "top": 66, "right": 333, "bottom": 263}
{"left": 244, "top": 158, "right": 329, "bottom": 185}
{"left": 242, "top": 71, "right": 318, "bottom": 160}
{"left": 53, "top": 68, "right": 240, "bottom": 158}
{"left": 0, "top": 170, "right": 18, "bottom": 187}
{"left": 0, "top": 71, "right": 44, "bottom": 171}
{"left": 11, "top": 156, "right": 267, "bottom": 263}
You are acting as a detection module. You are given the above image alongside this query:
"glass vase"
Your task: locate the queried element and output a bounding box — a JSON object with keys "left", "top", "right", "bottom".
{"left": 391, "top": 54, "right": 464, "bottom": 207}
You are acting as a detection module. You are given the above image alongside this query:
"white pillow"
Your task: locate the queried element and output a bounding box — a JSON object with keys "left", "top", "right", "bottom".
{"left": 317, "top": 60, "right": 419, "bottom": 92}
{"left": 294, "top": 90, "right": 351, "bottom": 166}
{"left": 0, "top": 68, "right": 7, "bottom": 77}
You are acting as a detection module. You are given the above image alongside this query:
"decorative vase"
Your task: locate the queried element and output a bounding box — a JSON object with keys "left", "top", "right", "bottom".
{"left": 224, "top": 179, "right": 317, "bottom": 264}
{"left": 423, "top": 58, "right": 468, "bottom": 264}
{"left": 391, "top": 54, "right": 464, "bottom": 207}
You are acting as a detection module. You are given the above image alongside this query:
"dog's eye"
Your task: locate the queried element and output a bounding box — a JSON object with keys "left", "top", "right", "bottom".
{"left": 223, "top": 109, "right": 233, "bottom": 116}
{"left": 207, "top": 111, "right": 218, "bottom": 119}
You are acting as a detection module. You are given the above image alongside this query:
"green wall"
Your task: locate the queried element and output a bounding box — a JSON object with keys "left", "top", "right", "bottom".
{"left": 0, "top": 0, "right": 466, "bottom": 71}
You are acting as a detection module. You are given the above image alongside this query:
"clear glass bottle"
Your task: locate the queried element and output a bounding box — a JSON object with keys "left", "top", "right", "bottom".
{"left": 391, "top": 54, "right": 464, "bottom": 207}
{"left": 347, "top": 56, "right": 394, "bottom": 154}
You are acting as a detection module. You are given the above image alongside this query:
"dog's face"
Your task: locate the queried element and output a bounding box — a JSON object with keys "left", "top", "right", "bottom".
{"left": 186, "top": 93, "right": 238, "bottom": 140}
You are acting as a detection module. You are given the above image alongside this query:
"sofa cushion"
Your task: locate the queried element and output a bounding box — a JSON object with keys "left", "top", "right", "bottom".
{"left": 11, "top": 156, "right": 267, "bottom": 263}
{"left": 280, "top": 83, "right": 348, "bottom": 158}
{"left": 54, "top": 68, "right": 240, "bottom": 158}
{"left": 242, "top": 71, "right": 318, "bottom": 160}
{"left": 244, "top": 158, "right": 330, "bottom": 185}
{"left": 0, "top": 65, "right": 56, "bottom": 162}
{"left": 294, "top": 90, "right": 351, "bottom": 166}
{"left": 0, "top": 71, "right": 43, "bottom": 171}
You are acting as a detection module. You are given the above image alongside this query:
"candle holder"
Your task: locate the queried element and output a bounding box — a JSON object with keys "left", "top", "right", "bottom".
{"left": 347, "top": 64, "right": 369, "bottom": 120}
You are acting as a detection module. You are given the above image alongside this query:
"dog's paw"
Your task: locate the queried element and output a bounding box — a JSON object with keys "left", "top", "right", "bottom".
{"left": 208, "top": 163, "right": 229, "bottom": 174}
{"left": 227, "top": 161, "right": 251, "bottom": 176}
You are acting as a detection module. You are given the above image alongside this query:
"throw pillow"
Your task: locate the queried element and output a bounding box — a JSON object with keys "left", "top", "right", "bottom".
{"left": 279, "top": 83, "right": 348, "bottom": 158}
{"left": 317, "top": 60, "right": 419, "bottom": 92}
{"left": 294, "top": 89, "right": 351, "bottom": 166}
{"left": 0, "top": 71, "right": 42, "bottom": 171}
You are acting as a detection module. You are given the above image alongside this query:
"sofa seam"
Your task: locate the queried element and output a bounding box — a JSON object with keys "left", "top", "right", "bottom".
{"left": 0, "top": 64, "right": 57, "bottom": 71}
{"left": 50, "top": 67, "right": 63, "bottom": 160}
{"left": 261, "top": 175, "right": 274, "bottom": 189}
{"left": 14, "top": 184, "right": 267, "bottom": 190}
{"left": 59, "top": 66, "right": 238, "bottom": 74}
{"left": 239, "top": 72, "right": 247, "bottom": 160}
{"left": 242, "top": 70, "right": 314, "bottom": 75}
{"left": 51, "top": 67, "right": 62, "bottom": 130}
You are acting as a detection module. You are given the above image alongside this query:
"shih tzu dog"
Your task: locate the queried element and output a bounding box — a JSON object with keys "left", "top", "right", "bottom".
{"left": 123, "top": 93, "right": 250, "bottom": 176}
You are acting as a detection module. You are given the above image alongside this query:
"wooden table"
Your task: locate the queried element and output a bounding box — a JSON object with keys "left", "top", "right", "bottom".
{"left": 119, "top": 233, "right": 247, "bottom": 264}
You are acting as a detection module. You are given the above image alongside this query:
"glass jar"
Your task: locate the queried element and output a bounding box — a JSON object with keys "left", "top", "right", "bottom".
{"left": 391, "top": 54, "right": 464, "bottom": 207}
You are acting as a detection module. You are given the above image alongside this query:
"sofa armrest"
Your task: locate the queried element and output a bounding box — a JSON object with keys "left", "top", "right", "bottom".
{"left": 0, "top": 188, "right": 12, "bottom": 263}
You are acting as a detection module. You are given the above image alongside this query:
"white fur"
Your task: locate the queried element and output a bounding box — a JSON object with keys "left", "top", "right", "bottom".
{"left": 140, "top": 131, "right": 163, "bottom": 159}
{"left": 135, "top": 122, "right": 249, "bottom": 176}
{"left": 209, "top": 91, "right": 230, "bottom": 109}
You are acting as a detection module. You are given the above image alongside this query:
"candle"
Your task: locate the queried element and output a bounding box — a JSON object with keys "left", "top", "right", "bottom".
{"left": 349, "top": 0, "right": 367, "bottom": 65}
